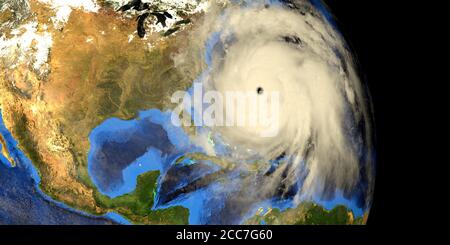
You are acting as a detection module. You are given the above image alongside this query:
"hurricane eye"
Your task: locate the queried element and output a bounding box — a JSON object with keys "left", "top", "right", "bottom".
{"left": 257, "top": 87, "right": 264, "bottom": 95}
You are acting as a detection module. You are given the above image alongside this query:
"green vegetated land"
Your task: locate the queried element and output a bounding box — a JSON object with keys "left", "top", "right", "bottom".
{"left": 245, "top": 202, "right": 365, "bottom": 225}
{"left": 94, "top": 171, "right": 189, "bottom": 224}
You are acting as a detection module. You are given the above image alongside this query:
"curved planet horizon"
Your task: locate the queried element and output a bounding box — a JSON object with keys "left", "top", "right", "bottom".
{"left": 0, "top": 0, "right": 375, "bottom": 225}
{"left": 86, "top": 0, "right": 374, "bottom": 224}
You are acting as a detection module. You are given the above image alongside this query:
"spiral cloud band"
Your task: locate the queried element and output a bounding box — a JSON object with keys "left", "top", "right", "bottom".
{"left": 172, "top": 0, "right": 375, "bottom": 220}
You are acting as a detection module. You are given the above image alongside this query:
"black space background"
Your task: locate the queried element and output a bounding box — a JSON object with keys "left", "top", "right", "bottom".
{"left": 323, "top": 0, "right": 427, "bottom": 234}
{"left": 323, "top": 0, "right": 397, "bottom": 227}
{"left": 0, "top": 0, "right": 433, "bottom": 243}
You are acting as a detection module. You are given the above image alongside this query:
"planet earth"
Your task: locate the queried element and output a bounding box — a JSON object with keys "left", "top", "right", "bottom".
{"left": 0, "top": 0, "right": 375, "bottom": 225}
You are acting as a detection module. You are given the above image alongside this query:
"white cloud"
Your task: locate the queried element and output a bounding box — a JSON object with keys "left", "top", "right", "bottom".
{"left": 37, "top": 0, "right": 99, "bottom": 28}
{"left": 0, "top": 21, "right": 52, "bottom": 73}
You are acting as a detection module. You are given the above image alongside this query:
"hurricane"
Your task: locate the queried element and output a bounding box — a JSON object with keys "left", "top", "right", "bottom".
{"left": 0, "top": 0, "right": 375, "bottom": 225}
{"left": 167, "top": 0, "right": 375, "bottom": 223}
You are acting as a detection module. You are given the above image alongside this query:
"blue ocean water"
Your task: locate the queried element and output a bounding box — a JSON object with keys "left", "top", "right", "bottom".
{"left": 0, "top": 0, "right": 367, "bottom": 225}
{"left": 88, "top": 109, "right": 200, "bottom": 198}
{"left": 309, "top": 0, "right": 338, "bottom": 28}
{"left": 313, "top": 190, "right": 364, "bottom": 217}
{"left": 156, "top": 188, "right": 209, "bottom": 224}
{"left": 87, "top": 107, "right": 221, "bottom": 224}
{"left": 119, "top": 148, "right": 163, "bottom": 195}
{"left": 0, "top": 148, "right": 11, "bottom": 168}
{"left": 155, "top": 0, "right": 365, "bottom": 223}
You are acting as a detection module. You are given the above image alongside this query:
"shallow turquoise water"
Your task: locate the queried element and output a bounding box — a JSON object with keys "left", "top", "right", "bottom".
{"left": 0, "top": 0, "right": 369, "bottom": 225}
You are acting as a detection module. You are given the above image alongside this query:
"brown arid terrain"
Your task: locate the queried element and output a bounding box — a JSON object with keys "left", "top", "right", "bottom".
{"left": 1, "top": 0, "right": 372, "bottom": 225}
{"left": 0, "top": 134, "right": 15, "bottom": 166}
{"left": 0, "top": 0, "right": 204, "bottom": 221}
